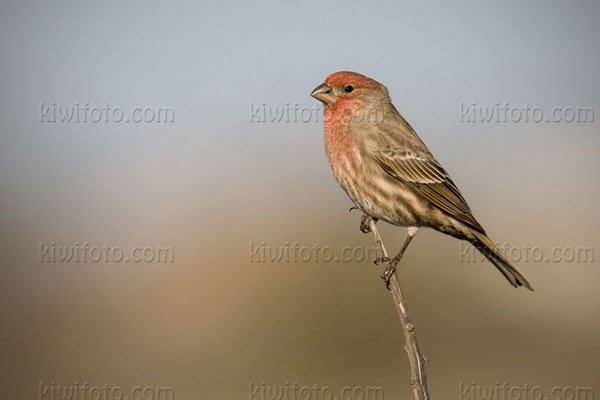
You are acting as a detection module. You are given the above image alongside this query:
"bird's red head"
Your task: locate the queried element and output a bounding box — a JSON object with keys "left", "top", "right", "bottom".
{"left": 311, "top": 71, "right": 390, "bottom": 129}
{"left": 325, "top": 71, "right": 378, "bottom": 90}
{"left": 310, "top": 71, "right": 388, "bottom": 109}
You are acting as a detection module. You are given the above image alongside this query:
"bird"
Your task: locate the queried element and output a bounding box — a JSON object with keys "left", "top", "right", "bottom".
{"left": 310, "top": 71, "right": 533, "bottom": 290}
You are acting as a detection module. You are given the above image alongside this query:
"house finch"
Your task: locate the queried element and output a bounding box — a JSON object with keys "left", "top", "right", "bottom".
{"left": 311, "top": 71, "right": 533, "bottom": 290}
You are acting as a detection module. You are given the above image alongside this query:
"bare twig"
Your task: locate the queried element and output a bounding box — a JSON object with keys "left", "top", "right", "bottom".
{"left": 368, "top": 219, "right": 430, "bottom": 400}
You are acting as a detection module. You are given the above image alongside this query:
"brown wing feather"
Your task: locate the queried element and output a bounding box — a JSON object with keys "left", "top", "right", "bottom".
{"left": 359, "top": 106, "right": 485, "bottom": 233}
{"left": 373, "top": 149, "right": 486, "bottom": 234}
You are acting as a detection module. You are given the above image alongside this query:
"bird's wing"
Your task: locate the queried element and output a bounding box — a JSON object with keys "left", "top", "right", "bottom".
{"left": 369, "top": 141, "right": 486, "bottom": 234}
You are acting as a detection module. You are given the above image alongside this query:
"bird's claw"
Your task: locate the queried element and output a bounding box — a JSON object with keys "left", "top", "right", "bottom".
{"left": 374, "top": 256, "right": 391, "bottom": 265}
{"left": 381, "top": 262, "right": 397, "bottom": 290}
{"left": 349, "top": 206, "right": 359, "bottom": 212}
{"left": 359, "top": 214, "right": 371, "bottom": 233}
{"left": 359, "top": 214, "right": 377, "bottom": 233}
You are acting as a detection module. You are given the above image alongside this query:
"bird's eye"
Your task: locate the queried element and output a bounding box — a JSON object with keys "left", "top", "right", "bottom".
{"left": 344, "top": 85, "right": 354, "bottom": 93}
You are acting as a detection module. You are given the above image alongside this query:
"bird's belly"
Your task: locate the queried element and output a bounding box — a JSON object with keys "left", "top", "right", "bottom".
{"left": 337, "top": 167, "right": 428, "bottom": 227}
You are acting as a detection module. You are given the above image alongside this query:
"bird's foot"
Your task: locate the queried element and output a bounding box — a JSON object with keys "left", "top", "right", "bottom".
{"left": 374, "top": 256, "right": 390, "bottom": 265}
{"left": 359, "top": 214, "right": 378, "bottom": 233}
{"left": 381, "top": 261, "right": 397, "bottom": 290}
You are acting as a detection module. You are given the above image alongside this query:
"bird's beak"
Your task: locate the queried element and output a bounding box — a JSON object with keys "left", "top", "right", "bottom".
{"left": 310, "top": 83, "right": 336, "bottom": 106}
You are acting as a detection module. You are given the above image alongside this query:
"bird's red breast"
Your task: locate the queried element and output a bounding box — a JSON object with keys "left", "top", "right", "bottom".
{"left": 323, "top": 98, "right": 363, "bottom": 184}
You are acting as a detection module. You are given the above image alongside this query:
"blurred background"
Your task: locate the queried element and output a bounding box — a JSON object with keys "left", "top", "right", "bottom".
{"left": 1, "top": 1, "right": 599, "bottom": 399}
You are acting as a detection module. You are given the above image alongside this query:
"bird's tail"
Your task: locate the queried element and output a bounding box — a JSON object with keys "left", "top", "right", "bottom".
{"left": 471, "top": 230, "right": 534, "bottom": 291}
